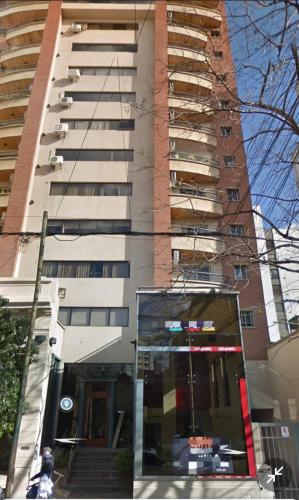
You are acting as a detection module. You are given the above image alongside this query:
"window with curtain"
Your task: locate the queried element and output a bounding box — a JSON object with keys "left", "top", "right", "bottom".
{"left": 59, "top": 307, "right": 129, "bottom": 326}
{"left": 68, "top": 67, "right": 137, "bottom": 76}
{"left": 65, "top": 92, "right": 136, "bottom": 102}
{"left": 72, "top": 43, "right": 137, "bottom": 52}
{"left": 60, "top": 119, "right": 134, "bottom": 130}
{"left": 50, "top": 183, "right": 132, "bottom": 196}
{"left": 47, "top": 219, "right": 131, "bottom": 235}
{"left": 43, "top": 261, "right": 130, "bottom": 278}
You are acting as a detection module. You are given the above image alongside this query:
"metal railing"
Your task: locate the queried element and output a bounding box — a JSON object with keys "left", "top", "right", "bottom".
{"left": 0, "top": 149, "right": 18, "bottom": 158}
{"left": 173, "top": 264, "right": 227, "bottom": 284}
{"left": 0, "top": 118, "right": 24, "bottom": 128}
{"left": 171, "top": 224, "right": 221, "bottom": 236}
{"left": 170, "top": 120, "right": 216, "bottom": 136}
{"left": 171, "top": 180, "right": 222, "bottom": 201}
{"left": 0, "top": 89, "right": 30, "bottom": 101}
{"left": 0, "top": 42, "right": 40, "bottom": 56}
{"left": 170, "top": 151, "right": 219, "bottom": 167}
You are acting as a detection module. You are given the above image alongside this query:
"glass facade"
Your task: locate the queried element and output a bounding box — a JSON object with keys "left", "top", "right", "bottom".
{"left": 135, "top": 292, "right": 253, "bottom": 479}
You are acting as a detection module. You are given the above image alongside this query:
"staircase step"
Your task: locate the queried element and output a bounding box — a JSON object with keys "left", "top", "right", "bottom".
{"left": 70, "top": 471, "right": 118, "bottom": 479}
{"left": 68, "top": 479, "right": 120, "bottom": 489}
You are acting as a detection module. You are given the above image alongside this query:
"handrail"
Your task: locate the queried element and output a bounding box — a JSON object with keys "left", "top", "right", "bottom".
{"left": 170, "top": 120, "right": 216, "bottom": 136}
{"left": 170, "top": 151, "right": 219, "bottom": 167}
{"left": 6, "top": 19, "right": 46, "bottom": 33}
{"left": 0, "top": 42, "right": 40, "bottom": 56}
{"left": 0, "top": 65, "right": 36, "bottom": 76}
{"left": 66, "top": 426, "right": 78, "bottom": 481}
{"left": 0, "top": 89, "right": 30, "bottom": 101}
{"left": 0, "top": 118, "right": 24, "bottom": 128}
{"left": 171, "top": 180, "right": 222, "bottom": 201}
{"left": 0, "top": 149, "right": 18, "bottom": 158}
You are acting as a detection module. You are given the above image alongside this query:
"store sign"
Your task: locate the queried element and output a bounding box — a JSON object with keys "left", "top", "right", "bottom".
{"left": 165, "top": 320, "right": 215, "bottom": 333}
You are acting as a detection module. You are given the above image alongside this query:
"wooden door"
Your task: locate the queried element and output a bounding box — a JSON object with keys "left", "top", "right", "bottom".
{"left": 84, "top": 391, "right": 108, "bottom": 447}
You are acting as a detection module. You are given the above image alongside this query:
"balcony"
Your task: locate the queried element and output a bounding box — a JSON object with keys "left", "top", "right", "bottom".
{"left": 0, "top": 150, "right": 17, "bottom": 181}
{"left": 169, "top": 70, "right": 212, "bottom": 96}
{"left": 168, "top": 1, "right": 219, "bottom": 9}
{"left": 0, "top": 117, "right": 24, "bottom": 149}
{"left": 170, "top": 180, "right": 223, "bottom": 218}
{"left": 167, "top": 3, "right": 221, "bottom": 30}
{"left": 168, "top": 45, "right": 209, "bottom": 72}
{"left": 168, "top": 93, "right": 214, "bottom": 122}
{"left": 169, "top": 121, "right": 217, "bottom": 149}
{"left": 0, "top": 183, "right": 11, "bottom": 209}
{"left": 6, "top": 20, "right": 45, "bottom": 46}
{"left": 0, "top": 66, "right": 35, "bottom": 92}
{"left": 0, "top": 43, "right": 40, "bottom": 68}
{"left": 0, "top": 2, "right": 48, "bottom": 28}
{"left": 171, "top": 228, "right": 225, "bottom": 256}
{"left": 170, "top": 151, "right": 219, "bottom": 183}
{"left": 168, "top": 22, "right": 207, "bottom": 50}
{"left": 0, "top": 90, "right": 30, "bottom": 120}
{"left": 173, "top": 263, "right": 227, "bottom": 288}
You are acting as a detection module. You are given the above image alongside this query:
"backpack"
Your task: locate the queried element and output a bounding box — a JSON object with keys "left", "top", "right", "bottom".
{"left": 26, "top": 483, "right": 39, "bottom": 499}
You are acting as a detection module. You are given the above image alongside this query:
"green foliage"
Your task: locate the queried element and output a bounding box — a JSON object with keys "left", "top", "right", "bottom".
{"left": 0, "top": 297, "right": 35, "bottom": 438}
{"left": 115, "top": 448, "right": 134, "bottom": 477}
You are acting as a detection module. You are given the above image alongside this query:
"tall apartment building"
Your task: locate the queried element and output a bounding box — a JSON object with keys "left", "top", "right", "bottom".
{"left": 0, "top": 1, "right": 273, "bottom": 498}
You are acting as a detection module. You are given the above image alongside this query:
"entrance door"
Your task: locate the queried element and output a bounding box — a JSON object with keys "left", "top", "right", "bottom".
{"left": 85, "top": 391, "right": 108, "bottom": 446}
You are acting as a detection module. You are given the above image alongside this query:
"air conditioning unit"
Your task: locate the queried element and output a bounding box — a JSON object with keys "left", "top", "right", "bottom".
{"left": 169, "top": 109, "right": 175, "bottom": 123}
{"left": 172, "top": 250, "right": 180, "bottom": 263}
{"left": 68, "top": 68, "right": 80, "bottom": 82}
{"left": 170, "top": 139, "right": 176, "bottom": 152}
{"left": 60, "top": 96, "right": 73, "bottom": 108}
{"left": 167, "top": 11, "right": 173, "bottom": 22}
{"left": 169, "top": 81, "right": 174, "bottom": 95}
{"left": 71, "top": 23, "right": 82, "bottom": 33}
{"left": 50, "top": 155, "right": 64, "bottom": 169}
{"left": 55, "top": 123, "right": 68, "bottom": 137}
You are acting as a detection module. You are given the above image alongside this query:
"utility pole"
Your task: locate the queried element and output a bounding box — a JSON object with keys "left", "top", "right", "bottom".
{"left": 6, "top": 211, "right": 48, "bottom": 498}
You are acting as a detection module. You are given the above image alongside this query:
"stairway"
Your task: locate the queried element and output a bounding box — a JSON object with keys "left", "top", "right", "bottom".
{"left": 67, "top": 447, "right": 132, "bottom": 499}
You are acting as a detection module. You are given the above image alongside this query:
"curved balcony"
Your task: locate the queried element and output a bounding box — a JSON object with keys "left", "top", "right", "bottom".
{"left": 169, "top": 1, "right": 219, "bottom": 9}
{"left": 169, "top": 94, "right": 215, "bottom": 122}
{"left": 172, "top": 234, "right": 225, "bottom": 256}
{"left": 168, "top": 22, "right": 207, "bottom": 50}
{"left": 170, "top": 181, "right": 223, "bottom": 218}
{"left": 167, "top": 3, "right": 221, "bottom": 30}
{"left": 0, "top": 2, "right": 48, "bottom": 28}
{"left": 169, "top": 70, "right": 212, "bottom": 96}
{"left": 0, "top": 150, "right": 17, "bottom": 181}
{"left": 0, "top": 117, "right": 24, "bottom": 149}
{"left": 0, "top": 43, "right": 40, "bottom": 68}
{"left": 168, "top": 45, "right": 209, "bottom": 72}
{"left": 170, "top": 151, "right": 219, "bottom": 183}
{"left": 169, "top": 121, "right": 217, "bottom": 149}
{"left": 6, "top": 20, "right": 45, "bottom": 46}
{"left": 173, "top": 264, "right": 227, "bottom": 288}
{"left": 0, "top": 66, "right": 35, "bottom": 92}
{"left": 0, "top": 90, "right": 30, "bottom": 120}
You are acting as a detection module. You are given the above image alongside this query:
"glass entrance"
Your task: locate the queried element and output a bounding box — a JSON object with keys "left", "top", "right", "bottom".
{"left": 85, "top": 391, "right": 108, "bottom": 446}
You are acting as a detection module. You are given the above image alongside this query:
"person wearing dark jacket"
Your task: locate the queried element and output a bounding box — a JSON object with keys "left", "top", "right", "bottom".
{"left": 30, "top": 447, "right": 54, "bottom": 499}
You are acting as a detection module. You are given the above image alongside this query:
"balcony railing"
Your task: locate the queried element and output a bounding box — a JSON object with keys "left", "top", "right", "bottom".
{"left": 0, "top": 184, "right": 11, "bottom": 195}
{"left": 0, "top": 118, "right": 24, "bottom": 128}
{"left": 0, "top": 65, "right": 36, "bottom": 76}
{"left": 171, "top": 224, "right": 220, "bottom": 236}
{"left": 0, "top": 1, "right": 47, "bottom": 11}
{"left": 168, "top": 44, "right": 208, "bottom": 60}
{"left": 169, "top": 68, "right": 212, "bottom": 82}
{"left": 167, "top": 20, "right": 208, "bottom": 35}
{"left": 0, "top": 89, "right": 30, "bottom": 101}
{"left": 0, "top": 42, "right": 40, "bottom": 56}
{"left": 6, "top": 18, "right": 46, "bottom": 33}
{"left": 170, "top": 151, "right": 219, "bottom": 168}
{"left": 0, "top": 149, "right": 18, "bottom": 158}
{"left": 173, "top": 264, "right": 227, "bottom": 284}
{"left": 171, "top": 180, "right": 222, "bottom": 202}
{"left": 170, "top": 120, "right": 216, "bottom": 136}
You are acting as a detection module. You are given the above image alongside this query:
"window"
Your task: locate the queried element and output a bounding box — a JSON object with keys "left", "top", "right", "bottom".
{"left": 230, "top": 224, "right": 244, "bottom": 237}
{"left": 182, "top": 265, "right": 211, "bottom": 282}
{"left": 224, "top": 155, "right": 236, "bottom": 167}
{"left": 43, "top": 261, "right": 130, "bottom": 278}
{"left": 64, "top": 91, "right": 136, "bottom": 102}
{"left": 221, "top": 126, "right": 232, "bottom": 137}
{"left": 240, "top": 310, "right": 254, "bottom": 328}
{"left": 55, "top": 149, "right": 134, "bottom": 161}
{"left": 50, "top": 183, "right": 132, "bottom": 196}
{"left": 47, "top": 219, "right": 131, "bottom": 235}
{"left": 214, "top": 51, "right": 223, "bottom": 59}
{"left": 82, "top": 23, "right": 138, "bottom": 30}
{"left": 270, "top": 268, "right": 279, "bottom": 279}
{"left": 227, "top": 188, "right": 240, "bottom": 201}
{"left": 211, "top": 30, "right": 220, "bottom": 37}
{"left": 72, "top": 43, "right": 137, "bottom": 52}
{"left": 216, "top": 73, "right": 227, "bottom": 83}
{"left": 220, "top": 99, "right": 230, "bottom": 109}
{"left": 68, "top": 66, "right": 137, "bottom": 76}
{"left": 60, "top": 119, "right": 135, "bottom": 130}
{"left": 275, "top": 302, "right": 285, "bottom": 313}
{"left": 59, "top": 307, "right": 129, "bottom": 327}
{"left": 234, "top": 264, "right": 248, "bottom": 280}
